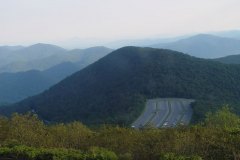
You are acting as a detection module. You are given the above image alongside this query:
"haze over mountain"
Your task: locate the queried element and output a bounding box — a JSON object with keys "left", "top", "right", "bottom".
{"left": 0, "top": 44, "right": 66, "bottom": 65}
{"left": 55, "top": 36, "right": 187, "bottom": 49}
{"left": 0, "top": 44, "right": 112, "bottom": 73}
{"left": 0, "top": 46, "right": 112, "bottom": 104}
{"left": 212, "top": 30, "right": 240, "bottom": 40}
{"left": 2, "top": 47, "right": 240, "bottom": 126}
{"left": 0, "top": 46, "right": 24, "bottom": 52}
{"left": 151, "top": 34, "right": 240, "bottom": 58}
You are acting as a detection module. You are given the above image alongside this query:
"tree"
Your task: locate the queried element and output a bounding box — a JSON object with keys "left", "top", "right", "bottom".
{"left": 204, "top": 106, "right": 240, "bottom": 129}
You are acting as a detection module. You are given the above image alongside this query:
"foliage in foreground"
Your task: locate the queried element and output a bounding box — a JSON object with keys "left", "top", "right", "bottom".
{"left": 0, "top": 145, "right": 202, "bottom": 160}
{"left": 0, "top": 106, "right": 240, "bottom": 159}
{"left": 0, "top": 145, "right": 117, "bottom": 160}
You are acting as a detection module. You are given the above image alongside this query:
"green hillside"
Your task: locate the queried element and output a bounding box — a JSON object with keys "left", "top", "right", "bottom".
{"left": 1, "top": 47, "right": 240, "bottom": 125}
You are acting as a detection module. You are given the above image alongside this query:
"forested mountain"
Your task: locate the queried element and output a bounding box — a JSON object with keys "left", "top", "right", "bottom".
{"left": 0, "top": 46, "right": 112, "bottom": 103}
{"left": 151, "top": 34, "right": 240, "bottom": 58}
{"left": 0, "top": 44, "right": 112, "bottom": 73}
{"left": 2, "top": 47, "right": 240, "bottom": 126}
{"left": 214, "top": 54, "right": 240, "bottom": 64}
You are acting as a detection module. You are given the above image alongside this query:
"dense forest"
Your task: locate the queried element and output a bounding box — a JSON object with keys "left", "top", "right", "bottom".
{"left": 1, "top": 47, "right": 240, "bottom": 125}
{"left": 0, "top": 107, "right": 240, "bottom": 160}
{"left": 214, "top": 54, "right": 240, "bottom": 64}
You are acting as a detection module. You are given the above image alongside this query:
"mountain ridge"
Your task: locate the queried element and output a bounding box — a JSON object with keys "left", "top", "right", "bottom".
{"left": 0, "top": 45, "right": 113, "bottom": 73}
{"left": 151, "top": 34, "right": 240, "bottom": 58}
{"left": 0, "top": 46, "right": 112, "bottom": 103}
{"left": 1, "top": 47, "right": 240, "bottom": 125}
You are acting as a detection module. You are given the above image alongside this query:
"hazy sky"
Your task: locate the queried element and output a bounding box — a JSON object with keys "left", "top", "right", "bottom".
{"left": 1, "top": 0, "right": 240, "bottom": 44}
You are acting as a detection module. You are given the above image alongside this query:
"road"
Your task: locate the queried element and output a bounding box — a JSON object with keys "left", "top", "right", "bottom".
{"left": 132, "top": 98, "right": 194, "bottom": 128}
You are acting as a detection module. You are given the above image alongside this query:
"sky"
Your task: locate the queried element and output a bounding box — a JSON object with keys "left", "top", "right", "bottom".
{"left": 0, "top": 0, "right": 240, "bottom": 45}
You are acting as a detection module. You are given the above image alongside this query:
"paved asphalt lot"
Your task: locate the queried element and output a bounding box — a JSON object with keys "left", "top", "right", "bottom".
{"left": 132, "top": 98, "right": 194, "bottom": 128}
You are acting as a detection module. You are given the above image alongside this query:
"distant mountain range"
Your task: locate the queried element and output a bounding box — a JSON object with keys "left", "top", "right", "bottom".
{"left": 212, "top": 30, "right": 240, "bottom": 40}
{"left": 2, "top": 47, "right": 240, "bottom": 126}
{"left": 0, "top": 44, "right": 112, "bottom": 73}
{"left": 0, "top": 62, "right": 78, "bottom": 104}
{"left": 3, "top": 33, "right": 240, "bottom": 61}
{"left": 0, "top": 44, "right": 66, "bottom": 68}
{"left": 55, "top": 36, "right": 186, "bottom": 49}
{"left": 51, "top": 30, "right": 240, "bottom": 49}
{"left": 2, "top": 29, "right": 240, "bottom": 50}
{"left": 150, "top": 34, "right": 240, "bottom": 58}
{"left": 0, "top": 46, "right": 112, "bottom": 103}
